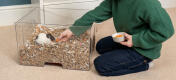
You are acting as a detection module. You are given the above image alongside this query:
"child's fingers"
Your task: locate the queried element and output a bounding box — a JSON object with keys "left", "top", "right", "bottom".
{"left": 59, "top": 33, "right": 64, "bottom": 39}
{"left": 60, "top": 37, "right": 67, "bottom": 42}
{"left": 124, "top": 33, "right": 128, "bottom": 36}
{"left": 124, "top": 33, "right": 130, "bottom": 38}
{"left": 60, "top": 35, "right": 70, "bottom": 42}
{"left": 58, "top": 34, "right": 65, "bottom": 41}
{"left": 120, "top": 41, "right": 128, "bottom": 46}
{"left": 62, "top": 38, "right": 67, "bottom": 41}
{"left": 124, "top": 33, "right": 132, "bottom": 41}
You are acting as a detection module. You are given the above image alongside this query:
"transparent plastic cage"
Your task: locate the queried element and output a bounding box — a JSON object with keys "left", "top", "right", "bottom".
{"left": 15, "top": 1, "right": 96, "bottom": 71}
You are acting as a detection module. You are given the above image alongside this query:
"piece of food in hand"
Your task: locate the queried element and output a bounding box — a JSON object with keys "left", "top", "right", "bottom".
{"left": 56, "top": 38, "right": 61, "bottom": 42}
{"left": 112, "top": 32, "right": 125, "bottom": 42}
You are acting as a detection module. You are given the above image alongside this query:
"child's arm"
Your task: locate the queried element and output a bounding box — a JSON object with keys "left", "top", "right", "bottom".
{"left": 132, "top": 2, "right": 175, "bottom": 49}
{"left": 70, "top": 0, "right": 112, "bottom": 36}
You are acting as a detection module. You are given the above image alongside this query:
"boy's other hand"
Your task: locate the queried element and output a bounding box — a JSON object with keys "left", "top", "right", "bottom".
{"left": 120, "top": 33, "right": 133, "bottom": 47}
{"left": 58, "top": 29, "right": 73, "bottom": 41}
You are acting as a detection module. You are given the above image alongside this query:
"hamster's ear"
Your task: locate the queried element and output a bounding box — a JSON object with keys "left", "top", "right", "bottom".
{"left": 35, "top": 35, "right": 38, "bottom": 40}
{"left": 46, "top": 33, "right": 55, "bottom": 41}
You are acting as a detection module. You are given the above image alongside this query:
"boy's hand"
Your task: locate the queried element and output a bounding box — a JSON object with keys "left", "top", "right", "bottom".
{"left": 59, "top": 29, "right": 73, "bottom": 41}
{"left": 120, "top": 33, "right": 133, "bottom": 47}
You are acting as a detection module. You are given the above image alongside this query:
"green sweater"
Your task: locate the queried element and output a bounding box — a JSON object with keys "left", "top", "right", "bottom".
{"left": 69, "top": 0, "right": 175, "bottom": 59}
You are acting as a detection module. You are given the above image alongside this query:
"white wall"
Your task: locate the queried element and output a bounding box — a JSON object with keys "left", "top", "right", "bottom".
{"left": 0, "top": 0, "right": 175, "bottom": 26}
{"left": 0, "top": 5, "right": 34, "bottom": 26}
{"left": 0, "top": 0, "right": 39, "bottom": 27}
{"left": 42, "top": 0, "right": 102, "bottom": 24}
{"left": 43, "top": 0, "right": 100, "bottom": 5}
{"left": 0, "top": 0, "right": 101, "bottom": 26}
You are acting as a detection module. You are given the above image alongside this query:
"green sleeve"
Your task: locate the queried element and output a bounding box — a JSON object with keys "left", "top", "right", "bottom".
{"left": 132, "top": 2, "right": 175, "bottom": 49}
{"left": 70, "top": 0, "right": 112, "bottom": 36}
